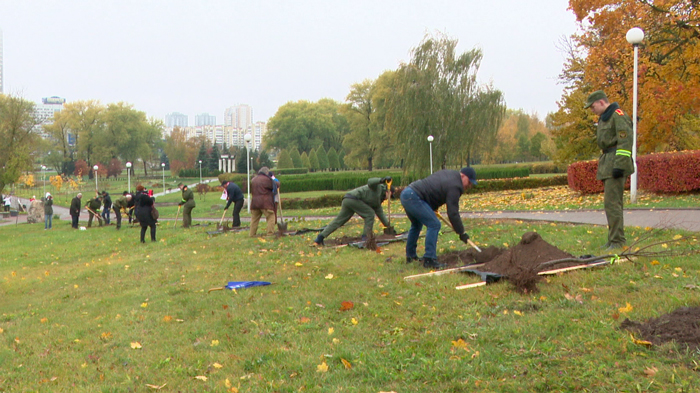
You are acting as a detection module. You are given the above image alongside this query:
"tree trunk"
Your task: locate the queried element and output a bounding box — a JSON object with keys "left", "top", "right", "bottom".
{"left": 143, "top": 161, "right": 148, "bottom": 177}
{"left": 367, "top": 156, "right": 373, "bottom": 172}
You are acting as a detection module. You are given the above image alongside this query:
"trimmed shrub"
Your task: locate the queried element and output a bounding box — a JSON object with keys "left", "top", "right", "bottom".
{"left": 638, "top": 150, "right": 700, "bottom": 193}
{"left": 274, "top": 168, "right": 309, "bottom": 175}
{"left": 530, "top": 162, "right": 566, "bottom": 174}
{"left": 567, "top": 160, "right": 602, "bottom": 194}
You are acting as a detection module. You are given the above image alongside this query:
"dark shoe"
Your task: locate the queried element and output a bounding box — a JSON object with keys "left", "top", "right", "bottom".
{"left": 406, "top": 256, "right": 419, "bottom": 264}
{"left": 314, "top": 235, "right": 325, "bottom": 246}
{"left": 605, "top": 243, "right": 624, "bottom": 252}
{"left": 361, "top": 235, "right": 367, "bottom": 241}
{"left": 422, "top": 257, "right": 446, "bottom": 270}
{"left": 599, "top": 242, "right": 611, "bottom": 250}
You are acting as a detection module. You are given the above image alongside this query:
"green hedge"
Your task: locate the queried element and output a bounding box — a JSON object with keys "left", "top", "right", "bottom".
{"left": 179, "top": 168, "right": 221, "bottom": 178}
{"left": 274, "top": 168, "right": 309, "bottom": 175}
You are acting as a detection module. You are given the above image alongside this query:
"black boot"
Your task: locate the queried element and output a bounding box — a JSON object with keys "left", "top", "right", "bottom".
{"left": 422, "top": 257, "right": 446, "bottom": 270}
{"left": 314, "top": 234, "right": 325, "bottom": 246}
{"left": 406, "top": 256, "right": 419, "bottom": 264}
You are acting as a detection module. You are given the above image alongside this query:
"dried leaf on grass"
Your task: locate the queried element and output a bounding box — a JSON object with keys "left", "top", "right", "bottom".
{"left": 340, "top": 301, "right": 354, "bottom": 311}
{"left": 145, "top": 383, "right": 167, "bottom": 390}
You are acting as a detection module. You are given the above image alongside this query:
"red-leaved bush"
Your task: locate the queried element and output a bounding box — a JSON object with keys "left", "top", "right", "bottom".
{"left": 568, "top": 150, "right": 700, "bottom": 194}
{"left": 637, "top": 150, "right": 700, "bottom": 193}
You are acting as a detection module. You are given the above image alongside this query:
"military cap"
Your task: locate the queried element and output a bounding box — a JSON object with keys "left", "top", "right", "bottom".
{"left": 584, "top": 90, "right": 607, "bottom": 109}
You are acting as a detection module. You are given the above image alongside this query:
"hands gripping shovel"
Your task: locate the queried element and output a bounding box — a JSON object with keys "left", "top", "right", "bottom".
{"left": 383, "top": 178, "right": 397, "bottom": 236}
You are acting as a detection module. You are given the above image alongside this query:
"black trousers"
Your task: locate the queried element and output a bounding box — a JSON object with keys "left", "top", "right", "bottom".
{"left": 140, "top": 222, "right": 156, "bottom": 243}
{"left": 231, "top": 199, "right": 244, "bottom": 227}
{"left": 71, "top": 214, "right": 79, "bottom": 228}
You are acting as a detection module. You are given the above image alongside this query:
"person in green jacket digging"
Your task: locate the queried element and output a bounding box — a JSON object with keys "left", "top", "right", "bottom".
{"left": 178, "top": 183, "right": 196, "bottom": 228}
{"left": 314, "top": 177, "right": 395, "bottom": 246}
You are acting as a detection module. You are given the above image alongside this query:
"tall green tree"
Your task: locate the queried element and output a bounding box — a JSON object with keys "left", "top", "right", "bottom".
{"left": 266, "top": 100, "right": 348, "bottom": 154}
{"left": 289, "top": 148, "right": 302, "bottom": 168}
{"left": 338, "top": 149, "right": 346, "bottom": 170}
{"left": 301, "top": 151, "right": 310, "bottom": 169}
{"left": 0, "top": 94, "right": 42, "bottom": 193}
{"left": 316, "top": 146, "right": 329, "bottom": 171}
{"left": 388, "top": 33, "right": 505, "bottom": 175}
{"left": 327, "top": 147, "right": 339, "bottom": 171}
{"left": 43, "top": 108, "right": 76, "bottom": 175}
{"left": 309, "top": 149, "right": 319, "bottom": 171}
{"left": 209, "top": 144, "right": 221, "bottom": 171}
{"left": 276, "top": 149, "right": 293, "bottom": 169}
{"left": 63, "top": 100, "right": 106, "bottom": 178}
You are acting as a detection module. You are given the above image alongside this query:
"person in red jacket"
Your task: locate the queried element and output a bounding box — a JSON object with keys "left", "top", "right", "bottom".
{"left": 249, "top": 167, "right": 276, "bottom": 237}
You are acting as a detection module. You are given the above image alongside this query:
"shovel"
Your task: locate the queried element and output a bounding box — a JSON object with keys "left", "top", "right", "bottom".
{"left": 218, "top": 208, "right": 228, "bottom": 230}
{"left": 435, "top": 211, "right": 481, "bottom": 252}
{"left": 276, "top": 192, "right": 288, "bottom": 232}
{"left": 383, "top": 179, "right": 397, "bottom": 236}
{"left": 173, "top": 205, "right": 181, "bottom": 228}
{"left": 85, "top": 207, "right": 104, "bottom": 223}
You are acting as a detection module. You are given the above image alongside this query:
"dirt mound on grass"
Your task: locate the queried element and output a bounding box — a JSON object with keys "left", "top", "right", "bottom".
{"left": 322, "top": 233, "right": 401, "bottom": 247}
{"left": 621, "top": 307, "right": 700, "bottom": 350}
{"left": 441, "top": 232, "right": 579, "bottom": 293}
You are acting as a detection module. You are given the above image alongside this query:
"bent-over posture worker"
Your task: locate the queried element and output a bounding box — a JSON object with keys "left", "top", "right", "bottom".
{"left": 584, "top": 90, "right": 634, "bottom": 250}
{"left": 314, "top": 177, "right": 394, "bottom": 246}
{"left": 85, "top": 193, "right": 103, "bottom": 228}
{"left": 112, "top": 193, "right": 131, "bottom": 230}
{"left": 222, "top": 180, "right": 245, "bottom": 227}
{"left": 400, "top": 167, "right": 477, "bottom": 270}
{"left": 178, "top": 183, "right": 196, "bottom": 228}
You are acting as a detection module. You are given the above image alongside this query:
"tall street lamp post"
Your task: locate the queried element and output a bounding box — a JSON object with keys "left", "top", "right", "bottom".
{"left": 626, "top": 27, "right": 644, "bottom": 204}
{"left": 41, "top": 165, "right": 47, "bottom": 196}
{"left": 161, "top": 163, "right": 166, "bottom": 195}
{"left": 93, "top": 165, "right": 99, "bottom": 191}
{"left": 198, "top": 160, "right": 202, "bottom": 184}
{"left": 427, "top": 135, "right": 434, "bottom": 174}
{"left": 244, "top": 133, "right": 252, "bottom": 213}
{"left": 126, "top": 162, "right": 132, "bottom": 193}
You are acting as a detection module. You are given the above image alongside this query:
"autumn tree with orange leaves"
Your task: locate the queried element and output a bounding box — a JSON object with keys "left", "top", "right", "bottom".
{"left": 551, "top": 0, "right": 700, "bottom": 165}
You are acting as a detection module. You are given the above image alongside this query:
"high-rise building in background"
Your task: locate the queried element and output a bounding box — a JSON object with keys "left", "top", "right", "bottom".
{"left": 165, "top": 112, "right": 188, "bottom": 128}
{"left": 195, "top": 113, "right": 216, "bottom": 126}
{"left": 34, "top": 96, "right": 66, "bottom": 138}
{"left": 0, "top": 28, "right": 4, "bottom": 94}
{"left": 223, "top": 104, "right": 253, "bottom": 129}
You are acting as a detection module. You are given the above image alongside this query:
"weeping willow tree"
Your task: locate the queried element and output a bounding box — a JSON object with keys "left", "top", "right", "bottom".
{"left": 387, "top": 33, "right": 505, "bottom": 177}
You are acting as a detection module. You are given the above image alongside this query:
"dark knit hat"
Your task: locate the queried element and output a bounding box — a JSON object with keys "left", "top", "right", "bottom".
{"left": 460, "top": 167, "right": 478, "bottom": 185}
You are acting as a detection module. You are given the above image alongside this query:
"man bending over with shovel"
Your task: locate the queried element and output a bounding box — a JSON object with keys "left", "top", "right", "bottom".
{"left": 314, "top": 177, "right": 395, "bottom": 246}
{"left": 400, "top": 167, "right": 477, "bottom": 270}
{"left": 221, "top": 180, "right": 245, "bottom": 227}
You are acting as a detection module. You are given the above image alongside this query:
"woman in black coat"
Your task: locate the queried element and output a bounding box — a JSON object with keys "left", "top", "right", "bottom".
{"left": 136, "top": 194, "right": 157, "bottom": 243}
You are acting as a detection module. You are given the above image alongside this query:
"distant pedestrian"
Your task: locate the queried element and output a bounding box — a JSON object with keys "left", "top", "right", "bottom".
{"left": 85, "top": 193, "right": 103, "bottom": 228}
{"left": 584, "top": 90, "right": 634, "bottom": 250}
{"left": 101, "top": 191, "right": 112, "bottom": 225}
{"left": 42, "top": 192, "right": 53, "bottom": 230}
{"left": 178, "top": 183, "right": 195, "bottom": 228}
{"left": 249, "top": 167, "right": 276, "bottom": 237}
{"left": 400, "top": 167, "right": 477, "bottom": 269}
{"left": 3, "top": 194, "right": 11, "bottom": 212}
{"left": 70, "top": 193, "right": 83, "bottom": 229}
{"left": 136, "top": 192, "right": 157, "bottom": 243}
{"left": 221, "top": 180, "right": 245, "bottom": 227}
{"left": 314, "top": 177, "right": 394, "bottom": 246}
{"left": 112, "top": 194, "right": 131, "bottom": 230}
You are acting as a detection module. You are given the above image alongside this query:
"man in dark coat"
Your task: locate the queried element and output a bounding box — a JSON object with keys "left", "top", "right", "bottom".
{"left": 178, "top": 183, "right": 196, "bottom": 228}
{"left": 136, "top": 193, "right": 157, "bottom": 243}
{"left": 314, "top": 177, "right": 394, "bottom": 246}
{"left": 222, "top": 180, "right": 245, "bottom": 227}
{"left": 69, "top": 193, "right": 82, "bottom": 229}
{"left": 585, "top": 90, "right": 635, "bottom": 250}
{"left": 400, "top": 167, "right": 477, "bottom": 269}
{"left": 249, "top": 167, "right": 276, "bottom": 237}
{"left": 101, "top": 191, "right": 112, "bottom": 225}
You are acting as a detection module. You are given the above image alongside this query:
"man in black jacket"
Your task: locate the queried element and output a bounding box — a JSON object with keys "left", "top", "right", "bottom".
{"left": 222, "top": 180, "right": 245, "bottom": 227}
{"left": 400, "top": 167, "right": 477, "bottom": 269}
{"left": 101, "top": 191, "right": 112, "bottom": 225}
{"left": 69, "top": 193, "right": 83, "bottom": 229}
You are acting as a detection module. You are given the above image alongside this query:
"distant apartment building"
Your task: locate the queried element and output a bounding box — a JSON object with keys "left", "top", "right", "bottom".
{"left": 34, "top": 96, "right": 66, "bottom": 138}
{"left": 163, "top": 122, "right": 267, "bottom": 152}
{"left": 223, "top": 104, "right": 253, "bottom": 129}
{"left": 0, "top": 28, "right": 4, "bottom": 94}
{"left": 165, "top": 112, "right": 188, "bottom": 128}
{"left": 195, "top": 113, "right": 216, "bottom": 126}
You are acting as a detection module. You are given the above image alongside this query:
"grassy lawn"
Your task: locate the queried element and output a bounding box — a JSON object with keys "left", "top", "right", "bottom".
{"left": 1, "top": 213, "right": 699, "bottom": 391}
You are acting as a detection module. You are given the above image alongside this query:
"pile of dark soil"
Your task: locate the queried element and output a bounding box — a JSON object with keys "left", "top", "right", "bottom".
{"left": 441, "top": 232, "right": 583, "bottom": 293}
{"left": 621, "top": 307, "right": 700, "bottom": 350}
{"left": 322, "top": 233, "right": 403, "bottom": 247}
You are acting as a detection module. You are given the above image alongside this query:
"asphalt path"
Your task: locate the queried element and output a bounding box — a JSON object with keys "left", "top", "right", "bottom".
{"left": 2, "top": 195, "right": 699, "bottom": 233}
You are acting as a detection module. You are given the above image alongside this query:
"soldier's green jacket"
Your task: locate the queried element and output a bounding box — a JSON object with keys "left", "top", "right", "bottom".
{"left": 345, "top": 178, "right": 389, "bottom": 226}
{"left": 86, "top": 198, "right": 102, "bottom": 212}
{"left": 113, "top": 196, "right": 129, "bottom": 209}
{"left": 180, "top": 187, "right": 196, "bottom": 208}
{"left": 596, "top": 103, "right": 635, "bottom": 181}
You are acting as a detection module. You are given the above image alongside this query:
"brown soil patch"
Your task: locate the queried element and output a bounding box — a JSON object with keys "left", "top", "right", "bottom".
{"left": 322, "top": 233, "right": 402, "bottom": 247}
{"left": 441, "top": 232, "right": 582, "bottom": 293}
{"left": 621, "top": 307, "right": 700, "bottom": 350}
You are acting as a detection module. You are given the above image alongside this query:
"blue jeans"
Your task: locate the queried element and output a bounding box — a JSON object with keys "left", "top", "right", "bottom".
{"left": 45, "top": 213, "right": 52, "bottom": 229}
{"left": 400, "top": 186, "right": 441, "bottom": 260}
{"left": 102, "top": 208, "right": 110, "bottom": 224}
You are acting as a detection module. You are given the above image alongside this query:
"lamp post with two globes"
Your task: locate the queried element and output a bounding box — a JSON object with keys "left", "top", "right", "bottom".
{"left": 626, "top": 27, "right": 644, "bottom": 204}
{"left": 244, "top": 133, "right": 252, "bottom": 213}
{"left": 126, "top": 162, "right": 132, "bottom": 193}
{"left": 427, "top": 135, "right": 434, "bottom": 174}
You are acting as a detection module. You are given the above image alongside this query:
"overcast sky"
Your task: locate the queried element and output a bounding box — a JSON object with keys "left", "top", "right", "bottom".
{"left": 0, "top": 0, "right": 578, "bottom": 125}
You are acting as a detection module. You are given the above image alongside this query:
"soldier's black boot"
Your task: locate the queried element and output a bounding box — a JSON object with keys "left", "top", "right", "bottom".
{"left": 314, "top": 234, "right": 324, "bottom": 246}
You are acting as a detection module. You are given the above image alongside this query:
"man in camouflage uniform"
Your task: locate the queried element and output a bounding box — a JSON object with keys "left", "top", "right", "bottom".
{"left": 85, "top": 193, "right": 103, "bottom": 228}
{"left": 585, "top": 90, "right": 635, "bottom": 250}
{"left": 178, "top": 183, "right": 196, "bottom": 228}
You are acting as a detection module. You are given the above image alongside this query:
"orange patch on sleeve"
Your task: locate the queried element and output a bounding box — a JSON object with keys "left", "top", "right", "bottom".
{"left": 615, "top": 109, "right": 624, "bottom": 116}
